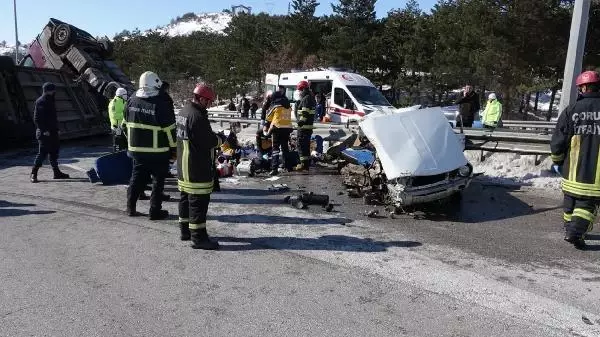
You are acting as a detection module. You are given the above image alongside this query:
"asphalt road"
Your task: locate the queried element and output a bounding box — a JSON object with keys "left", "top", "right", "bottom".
{"left": 1, "top": 140, "right": 599, "bottom": 337}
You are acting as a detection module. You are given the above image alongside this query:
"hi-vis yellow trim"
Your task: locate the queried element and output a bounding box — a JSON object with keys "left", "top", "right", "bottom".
{"left": 165, "top": 124, "right": 176, "bottom": 147}
{"left": 126, "top": 122, "right": 162, "bottom": 131}
{"left": 128, "top": 146, "right": 170, "bottom": 153}
{"left": 551, "top": 153, "right": 565, "bottom": 162}
{"left": 189, "top": 223, "right": 207, "bottom": 230}
{"left": 569, "top": 135, "right": 581, "bottom": 181}
{"left": 179, "top": 217, "right": 189, "bottom": 223}
{"left": 563, "top": 213, "right": 572, "bottom": 222}
{"left": 178, "top": 180, "right": 214, "bottom": 195}
{"left": 573, "top": 208, "right": 596, "bottom": 222}
{"left": 182, "top": 140, "right": 190, "bottom": 182}
{"left": 561, "top": 179, "right": 600, "bottom": 197}
{"left": 299, "top": 125, "right": 315, "bottom": 130}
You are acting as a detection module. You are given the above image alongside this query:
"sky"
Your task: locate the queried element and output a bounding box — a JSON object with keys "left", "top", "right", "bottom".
{"left": 0, "top": 0, "right": 437, "bottom": 45}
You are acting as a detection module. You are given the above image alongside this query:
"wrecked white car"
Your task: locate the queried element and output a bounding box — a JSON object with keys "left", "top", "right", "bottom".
{"left": 334, "top": 107, "right": 474, "bottom": 212}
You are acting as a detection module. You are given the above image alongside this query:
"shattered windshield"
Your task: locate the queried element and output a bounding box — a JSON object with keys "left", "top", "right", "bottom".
{"left": 347, "top": 86, "right": 391, "bottom": 106}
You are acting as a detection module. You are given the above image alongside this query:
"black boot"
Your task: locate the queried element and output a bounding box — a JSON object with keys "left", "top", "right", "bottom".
{"left": 180, "top": 222, "right": 191, "bottom": 241}
{"left": 126, "top": 206, "right": 142, "bottom": 217}
{"left": 30, "top": 167, "right": 39, "bottom": 183}
{"left": 191, "top": 228, "right": 219, "bottom": 250}
{"left": 52, "top": 166, "right": 70, "bottom": 179}
{"left": 564, "top": 235, "right": 586, "bottom": 250}
{"left": 161, "top": 193, "right": 171, "bottom": 202}
{"left": 149, "top": 209, "right": 169, "bottom": 220}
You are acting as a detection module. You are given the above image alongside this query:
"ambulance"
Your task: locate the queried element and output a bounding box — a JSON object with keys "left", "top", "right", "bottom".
{"left": 264, "top": 69, "right": 396, "bottom": 123}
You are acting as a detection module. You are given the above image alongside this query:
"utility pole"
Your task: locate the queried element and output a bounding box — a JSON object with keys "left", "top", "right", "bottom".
{"left": 558, "top": 0, "right": 591, "bottom": 116}
{"left": 13, "top": 0, "right": 19, "bottom": 63}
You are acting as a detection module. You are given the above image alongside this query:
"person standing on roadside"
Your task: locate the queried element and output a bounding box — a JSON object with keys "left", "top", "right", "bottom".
{"left": 30, "top": 82, "right": 70, "bottom": 183}
{"left": 455, "top": 85, "right": 480, "bottom": 128}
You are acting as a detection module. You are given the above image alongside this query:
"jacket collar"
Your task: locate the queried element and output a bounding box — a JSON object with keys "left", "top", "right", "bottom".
{"left": 580, "top": 92, "right": 600, "bottom": 99}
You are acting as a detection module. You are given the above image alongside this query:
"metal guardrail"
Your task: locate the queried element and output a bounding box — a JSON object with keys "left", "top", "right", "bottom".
{"left": 207, "top": 112, "right": 552, "bottom": 156}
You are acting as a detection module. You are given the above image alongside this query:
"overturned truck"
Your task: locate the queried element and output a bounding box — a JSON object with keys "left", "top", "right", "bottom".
{"left": 0, "top": 18, "right": 133, "bottom": 146}
{"left": 332, "top": 107, "right": 475, "bottom": 213}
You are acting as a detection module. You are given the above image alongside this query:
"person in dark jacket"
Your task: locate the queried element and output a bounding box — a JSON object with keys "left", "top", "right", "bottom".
{"left": 30, "top": 82, "right": 70, "bottom": 183}
{"left": 227, "top": 99, "right": 236, "bottom": 111}
{"left": 123, "top": 71, "right": 176, "bottom": 220}
{"left": 455, "top": 85, "right": 480, "bottom": 128}
{"left": 177, "top": 83, "right": 226, "bottom": 250}
{"left": 250, "top": 100, "right": 259, "bottom": 119}
{"left": 294, "top": 80, "right": 316, "bottom": 171}
{"left": 551, "top": 70, "right": 600, "bottom": 249}
{"left": 241, "top": 97, "right": 250, "bottom": 118}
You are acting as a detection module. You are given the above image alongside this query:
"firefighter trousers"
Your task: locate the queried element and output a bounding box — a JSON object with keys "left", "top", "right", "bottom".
{"left": 297, "top": 130, "right": 313, "bottom": 167}
{"left": 127, "top": 159, "right": 169, "bottom": 213}
{"left": 563, "top": 194, "right": 599, "bottom": 239}
{"left": 113, "top": 134, "right": 127, "bottom": 152}
{"left": 271, "top": 128, "right": 292, "bottom": 171}
{"left": 179, "top": 192, "right": 211, "bottom": 230}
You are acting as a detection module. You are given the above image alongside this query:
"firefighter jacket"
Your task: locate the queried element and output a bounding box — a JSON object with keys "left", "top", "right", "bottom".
{"left": 123, "top": 92, "right": 177, "bottom": 162}
{"left": 295, "top": 89, "right": 316, "bottom": 130}
{"left": 481, "top": 99, "right": 502, "bottom": 127}
{"left": 551, "top": 92, "right": 600, "bottom": 198}
{"left": 108, "top": 96, "right": 126, "bottom": 127}
{"left": 176, "top": 101, "right": 224, "bottom": 195}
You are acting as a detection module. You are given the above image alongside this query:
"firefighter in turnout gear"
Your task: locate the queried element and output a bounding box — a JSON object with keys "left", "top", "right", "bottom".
{"left": 124, "top": 71, "right": 177, "bottom": 220}
{"left": 109, "top": 87, "right": 128, "bottom": 152}
{"left": 551, "top": 70, "right": 600, "bottom": 249}
{"left": 177, "top": 83, "right": 226, "bottom": 250}
{"left": 294, "top": 80, "right": 316, "bottom": 171}
{"left": 263, "top": 86, "right": 293, "bottom": 176}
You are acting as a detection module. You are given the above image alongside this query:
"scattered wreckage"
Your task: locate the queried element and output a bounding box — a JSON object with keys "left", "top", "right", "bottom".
{"left": 327, "top": 106, "right": 476, "bottom": 213}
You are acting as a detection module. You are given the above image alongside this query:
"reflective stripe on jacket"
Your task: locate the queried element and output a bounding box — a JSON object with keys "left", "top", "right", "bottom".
{"left": 176, "top": 101, "right": 223, "bottom": 194}
{"left": 124, "top": 94, "right": 176, "bottom": 159}
{"left": 550, "top": 92, "right": 600, "bottom": 198}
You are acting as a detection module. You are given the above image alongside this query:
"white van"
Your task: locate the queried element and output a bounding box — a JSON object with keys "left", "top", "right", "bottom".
{"left": 265, "top": 70, "right": 396, "bottom": 123}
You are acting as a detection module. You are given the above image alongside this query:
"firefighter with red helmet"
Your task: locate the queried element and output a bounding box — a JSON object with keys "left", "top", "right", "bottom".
{"left": 294, "top": 80, "right": 316, "bottom": 171}
{"left": 551, "top": 70, "right": 600, "bottom": 249}
{"left": 176, "top": 83, "right": 226, "bottom": 250}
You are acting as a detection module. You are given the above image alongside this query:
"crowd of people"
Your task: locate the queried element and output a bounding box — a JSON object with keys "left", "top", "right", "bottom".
{"left": 29, "top": 69, "right": 600, "bottom": 249}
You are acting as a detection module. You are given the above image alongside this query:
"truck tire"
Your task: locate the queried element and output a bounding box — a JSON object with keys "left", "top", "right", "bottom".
{"left": 53, "top": 24, "right": 73, "bottom": 49}
{"left": 0, "top": 56, "right": 15, "bottom": 71}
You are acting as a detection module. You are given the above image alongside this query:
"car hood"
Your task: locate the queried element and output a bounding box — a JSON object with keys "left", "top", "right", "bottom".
{"left": 359, "top": 107, "right": 468, "bottom": 179}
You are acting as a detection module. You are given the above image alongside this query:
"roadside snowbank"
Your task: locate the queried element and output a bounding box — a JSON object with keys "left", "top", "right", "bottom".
{"left": 465, "top": 151, "right": 560, "bottom": 190}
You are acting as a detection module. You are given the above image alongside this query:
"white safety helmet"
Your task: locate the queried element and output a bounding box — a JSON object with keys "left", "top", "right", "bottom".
{"left": 115, "top": 87, "right": 127, "bottom": 98}
{"left": 488, "top": 93, "right": 497, "bottom": 101}
{"left": 138, "top": 71, "right": 162, "bottom": 90}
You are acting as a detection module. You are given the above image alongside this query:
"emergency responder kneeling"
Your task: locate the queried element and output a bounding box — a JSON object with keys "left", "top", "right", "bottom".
{"left": 294, "top": 80, "right": 316, "bottom": 172}
{"left": 176, "top": 83, "right": 226, "bottom": 250}
{"left": 124, "top": 71, "right": 177, "bottom": 220}
{"left": 551, "top": 70, "right": 600, "bottom": 249}
{"left": 262, "top": 86, "right": 293, "bottom": 176}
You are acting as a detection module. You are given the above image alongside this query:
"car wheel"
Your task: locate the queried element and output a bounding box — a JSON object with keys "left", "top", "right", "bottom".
{"left": 53, "top": 24, "right": 73, "bottom": 49}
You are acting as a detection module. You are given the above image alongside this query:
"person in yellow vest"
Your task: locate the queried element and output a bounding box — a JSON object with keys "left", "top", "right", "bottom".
{"left": 109, "top": 87, "right": 128, "bottom": 152}
{"left": 264, "top": 86, "right": 292, "bottom": 176}
{"left": 481, "top": 93, "right": 502, "bottom": 129}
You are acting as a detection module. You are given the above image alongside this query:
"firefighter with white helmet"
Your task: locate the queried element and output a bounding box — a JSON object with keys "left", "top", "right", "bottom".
{"left": 123, "top": 71, "right": 176, "bottom": 220}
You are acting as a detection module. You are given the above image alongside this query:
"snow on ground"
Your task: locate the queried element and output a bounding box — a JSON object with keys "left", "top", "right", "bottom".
{"left": 465, "top": 150, "right": 561, "bottom": 191}
{"left": 153, "top": 12, "right": 231, "bottom": 37}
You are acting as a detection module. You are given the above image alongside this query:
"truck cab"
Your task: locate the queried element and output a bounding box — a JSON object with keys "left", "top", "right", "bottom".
{"left": 20, "top": 18, "right": 133, "bottom": 107}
